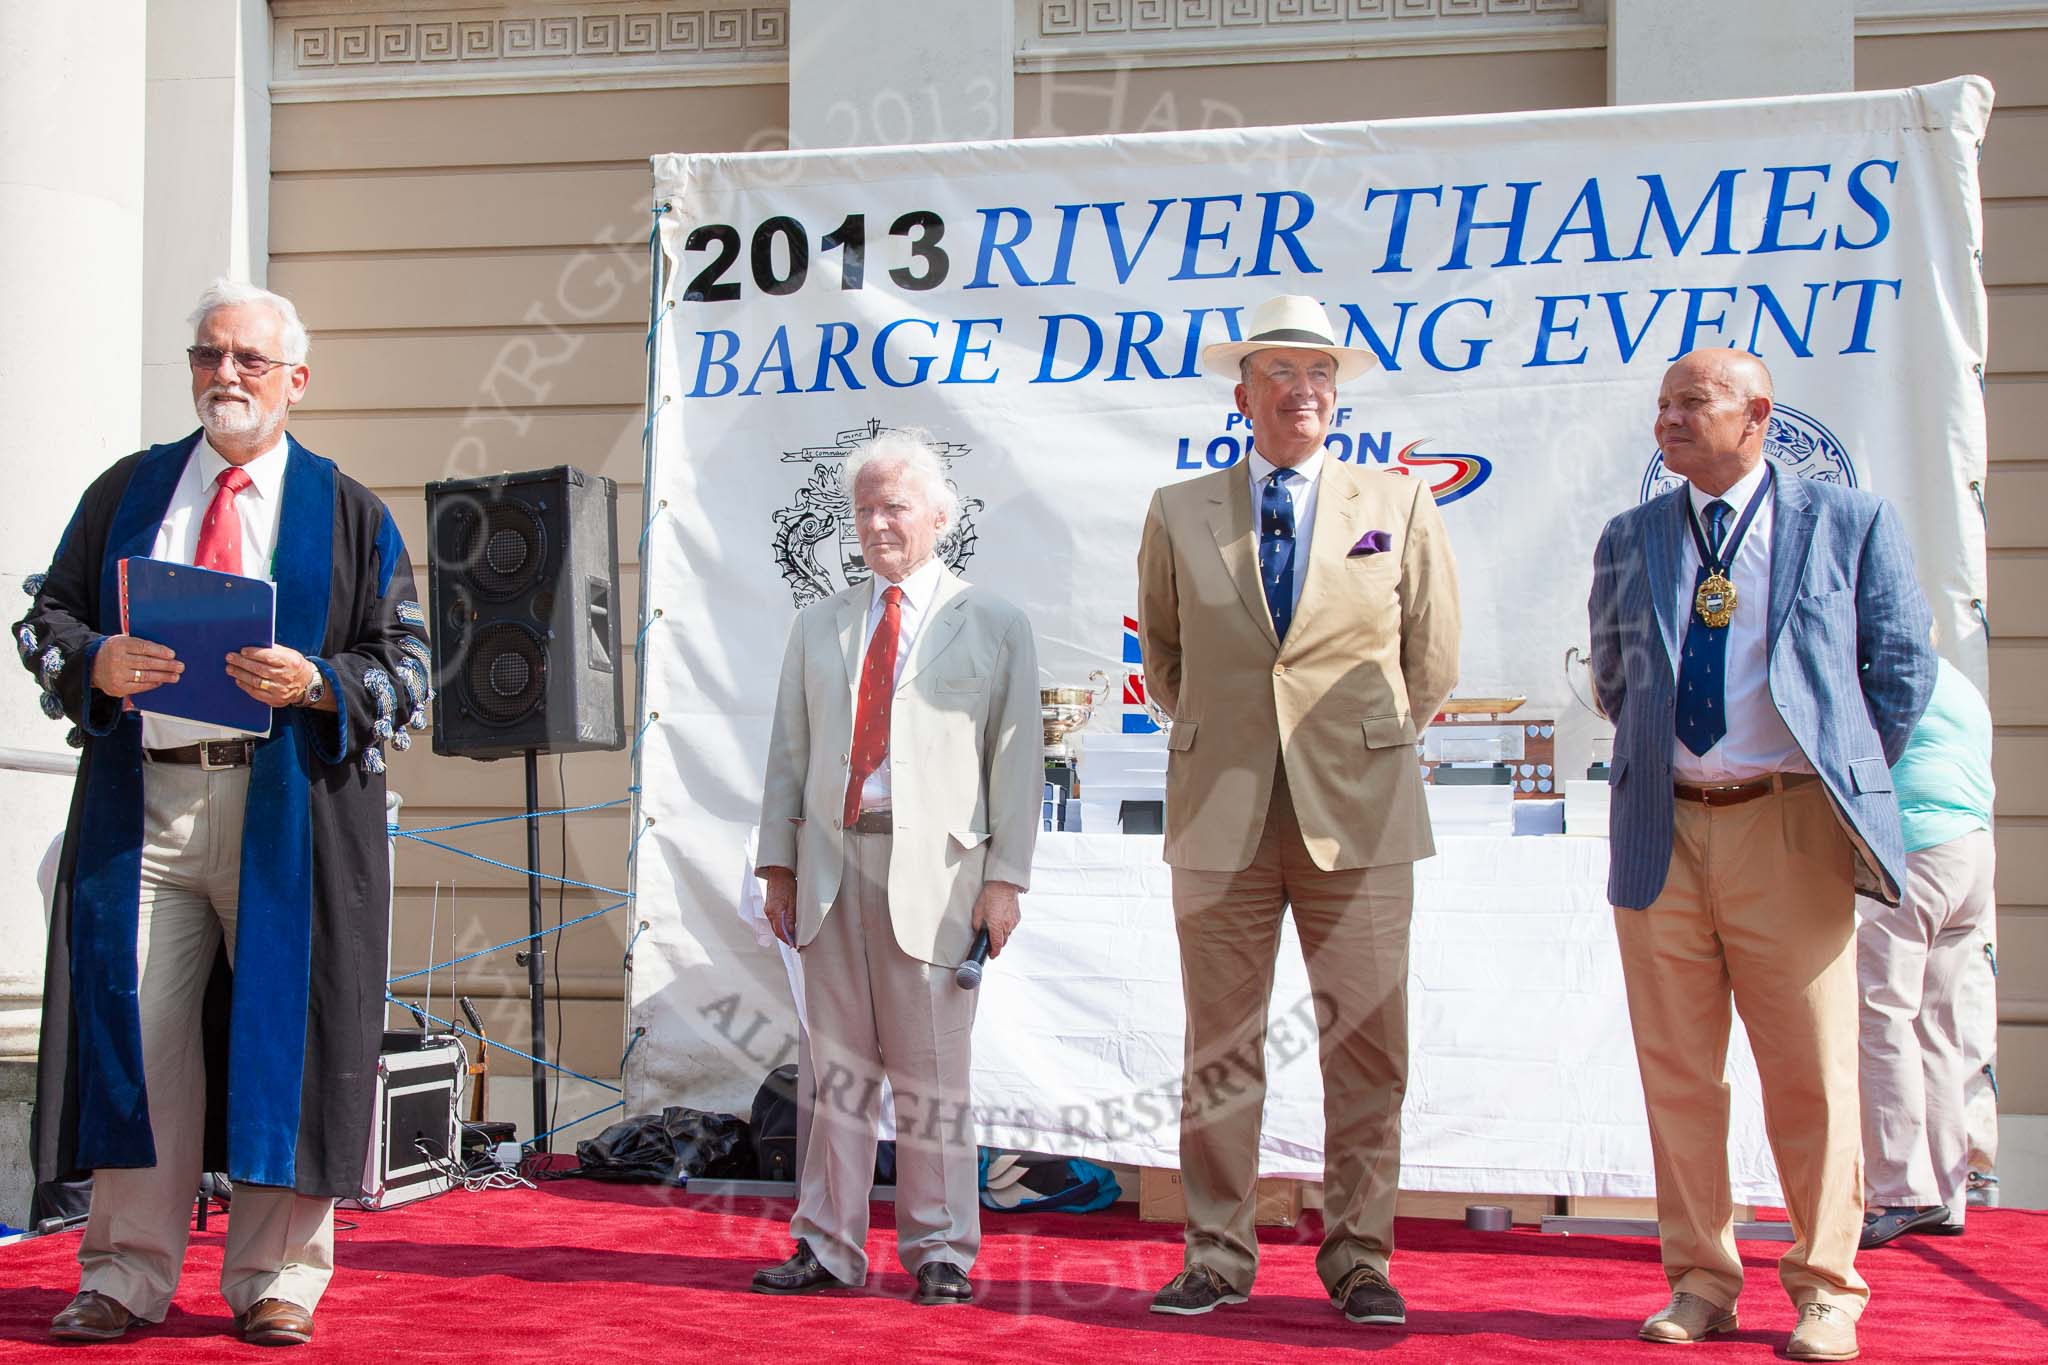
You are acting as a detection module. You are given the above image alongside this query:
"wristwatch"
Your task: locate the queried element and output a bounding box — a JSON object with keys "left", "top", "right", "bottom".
{"left": 301, "top": 665, "right": 325, "bottom": 707}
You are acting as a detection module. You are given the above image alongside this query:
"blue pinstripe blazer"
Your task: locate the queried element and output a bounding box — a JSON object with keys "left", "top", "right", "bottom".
{"left": 1587, "top": 472, "right": 1936, "bottom": 910}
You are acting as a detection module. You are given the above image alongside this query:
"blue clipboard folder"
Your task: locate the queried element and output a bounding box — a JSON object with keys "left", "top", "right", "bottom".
{"left": 118, "top": 557, "right": 276, "bottom": 737}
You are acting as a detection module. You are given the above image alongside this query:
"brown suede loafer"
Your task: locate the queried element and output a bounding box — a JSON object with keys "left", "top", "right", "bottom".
{"left": 50, "top": 1290, "right": 139, "bottom": 1342}
{"left": 1787, "top": 1302, "right": 1858, "bottom": 1361}
{"left": 1639, "top": 1291, "right": 1737, "bottom": 1343}
{"left": 240, "top": 1298, "right": 315, "bottom": 1347}
{"left": 1333, "top": 1263, "right": 1407, "bottom": 1326}
{"left": 1149, "top": 1265, "right": 1247, "bottom": 1316}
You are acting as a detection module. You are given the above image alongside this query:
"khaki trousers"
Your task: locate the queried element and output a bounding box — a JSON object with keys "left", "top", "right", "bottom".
{"left": 1613, "top": 777, "right": 1867, "bottom": 1315}
{"left": 1857, "top": 828, "right": 1996, "bottom": 1222}
{"left": 77, "top": 760, "right": 335, "bottom": 1322}
{"left": 1170, "top": 764, "right": 1414, "bottom": 1297}
{"left": 790, "top": 828, "right": 979, "bottom": 1285}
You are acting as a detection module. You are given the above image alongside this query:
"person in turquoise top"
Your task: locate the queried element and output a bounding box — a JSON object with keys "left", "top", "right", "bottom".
{"left": 1856, "top": 650, "right": 1997, "bottom": 1248}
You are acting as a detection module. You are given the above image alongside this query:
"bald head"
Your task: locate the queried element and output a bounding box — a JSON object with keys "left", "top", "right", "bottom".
{"left": 1654, "top": 348, "right": 1775, "bottom": 497}
{"left": 1671, "top": 347, "right": 1773, "bottom": 404}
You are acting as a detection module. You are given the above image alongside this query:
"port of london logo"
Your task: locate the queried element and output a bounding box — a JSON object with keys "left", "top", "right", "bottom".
{"left": 772, "top": 419, "right": 986, "bottom": 607}
{"left": 1639, "top": 402, "right": 1858, "bottom": 503}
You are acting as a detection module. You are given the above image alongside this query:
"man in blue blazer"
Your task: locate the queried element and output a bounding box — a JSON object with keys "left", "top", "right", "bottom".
{"left": 1589, "top": 348, "right": 1935, "bottom": 1363}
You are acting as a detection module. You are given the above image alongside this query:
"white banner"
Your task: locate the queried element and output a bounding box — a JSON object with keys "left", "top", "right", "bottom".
{"left": 629, "top": 80, "right": 1993, "bottom": 1163}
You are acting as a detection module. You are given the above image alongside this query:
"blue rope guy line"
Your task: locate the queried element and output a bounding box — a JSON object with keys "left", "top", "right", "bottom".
{"left": 524, "top": 1030, "right": 648, "bottom": 1146}
{"left": 636, "top": 490, "right": 669, "bottom": 559}
{"left": 388, "top": 797, "right": 633, "bottom": 839}
{"left": 386, "top": 898, "right": 630, "bottom": 985}
{"left": 620, "top": 1025, "right": 648, "bottom": 1074}
{"left": 528, "top": 1100, "right": 625, "bottom": 1149}
{"left": 644, "top": 296, "right": 674, "bottom": 352}
{"left": 393, "top": 832, "right": 630, "bottom": 898}
{"left": 624, "top": 814, "right": 655, "bottom": 883}
{"left": 622, "top": 920, "right": 650, "bottom": 971}
{"left": 628, "top": 712, "right": 658, "bottom": 761}
{"left": 516, "top": 1025, "right": 650, "bottom": 1151}
{"left": 391, "top": 999, "right": 623, "bottom": 1093}
{"left": 634, "top": 606, "right": 663, "bottom": 652}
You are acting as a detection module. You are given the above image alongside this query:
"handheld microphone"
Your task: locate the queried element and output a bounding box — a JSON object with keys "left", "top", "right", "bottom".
{"left": 954, "top": 927, "right": 993, "bottom": 990}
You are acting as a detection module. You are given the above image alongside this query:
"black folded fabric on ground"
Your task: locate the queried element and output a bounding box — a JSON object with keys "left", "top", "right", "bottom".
{"left": 573, "top": 1106, "right": 754, "bottom": 1185}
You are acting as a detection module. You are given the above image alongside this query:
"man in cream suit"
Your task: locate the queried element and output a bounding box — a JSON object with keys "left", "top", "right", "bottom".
{"left": 1137, "top": 296, "right": 1461, "bottom": 1324}
{"left": 751, "top": 430, "right": 1041, "bottom": 1306}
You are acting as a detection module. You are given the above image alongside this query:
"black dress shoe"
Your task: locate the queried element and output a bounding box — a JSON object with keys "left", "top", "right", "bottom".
{"left": 914, "top": 1262, "right": 973, "bottom": 1306}
{"left": 751, "top": 1240, "right": 848, "bottom": 1295}
{"left": 1860, "top": 1205, "right": 1953, "bottom": 1249}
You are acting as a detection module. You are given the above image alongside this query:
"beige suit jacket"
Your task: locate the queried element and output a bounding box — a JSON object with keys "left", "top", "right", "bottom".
{"left": 1137, "top": 460, "right": 1461, "bottom": 873}
{"left": 757, "top": 568, "right": 1041, "bottom": 966}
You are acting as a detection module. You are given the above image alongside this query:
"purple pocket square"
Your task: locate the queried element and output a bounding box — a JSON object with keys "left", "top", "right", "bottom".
{"left": 1348, "top": 529, "right": 1392, "bottom": 557}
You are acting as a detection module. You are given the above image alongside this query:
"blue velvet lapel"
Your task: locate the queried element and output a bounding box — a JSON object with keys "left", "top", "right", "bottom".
{"left": 72, "top": 435, "right": 197, "bottom": 1169}
{"left": 226, "top": 436, "right": 334, "bottom": 1187}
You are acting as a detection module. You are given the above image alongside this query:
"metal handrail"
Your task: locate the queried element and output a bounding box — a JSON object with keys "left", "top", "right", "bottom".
{"left": 0, "top": 745, "right": 77, "bottom": 777}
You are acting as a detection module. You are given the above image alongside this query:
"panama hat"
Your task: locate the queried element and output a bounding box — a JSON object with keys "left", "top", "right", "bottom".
{"left": 1198, "top": 294, "right": 1378, "bottom": 383}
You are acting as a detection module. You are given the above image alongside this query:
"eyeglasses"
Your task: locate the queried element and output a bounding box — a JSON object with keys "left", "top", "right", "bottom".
{"left": 186, "top": 345, "right": 292, "bottom": 377}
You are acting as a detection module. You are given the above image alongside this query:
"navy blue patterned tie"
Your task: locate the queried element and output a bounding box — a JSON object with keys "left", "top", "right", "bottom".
{"left": 1675, "top": 500, "right": 1732, "bottom": 757}
{"left": 1259, "top": 469, "right": 1299, "bottom": 641}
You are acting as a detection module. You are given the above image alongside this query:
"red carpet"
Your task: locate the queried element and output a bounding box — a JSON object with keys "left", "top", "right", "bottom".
{"left": 3, "top": 1185, "right": 2043, "bottom": 1361}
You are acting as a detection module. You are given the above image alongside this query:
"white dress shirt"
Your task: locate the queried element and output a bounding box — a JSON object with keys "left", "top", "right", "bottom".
{"left": 143, "top": 435, "right": 289, "bottom": 746}
{"left": 856, "top": 554, "right": 947, "bottom": 811}
{"left": 1670, "top": 460, "right": 1811, "bottom": 782}
{"left": 1248, "top": 447, "right": 1323, "bottom": 613}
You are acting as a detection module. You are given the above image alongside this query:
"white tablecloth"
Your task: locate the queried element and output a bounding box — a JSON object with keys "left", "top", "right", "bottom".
{"left": 974, "top": 834, "right": 1780, "bottom": 1201}
{"left": 746, "top": 832, "right": 1782, "bottom": 1201}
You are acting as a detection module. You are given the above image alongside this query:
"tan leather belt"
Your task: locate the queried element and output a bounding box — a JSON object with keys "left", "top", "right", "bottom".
{"left": 1673, "top": 772, "right": 1817, "bottom": 807}
{"left": 147, "top": 739, "right": 254, "bottom": 770}
{"left": 850, "top": 809, "right": 893, "bottom": 834}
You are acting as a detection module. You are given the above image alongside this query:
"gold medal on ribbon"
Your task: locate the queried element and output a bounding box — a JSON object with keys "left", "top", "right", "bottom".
{"left": 1694, "top": 571, "right": 1736, "bottom": 628}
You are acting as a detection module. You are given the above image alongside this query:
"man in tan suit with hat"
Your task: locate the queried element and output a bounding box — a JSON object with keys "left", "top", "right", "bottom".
{"left": 1137, "top": 295, "right": 1461, "bottom": 1324}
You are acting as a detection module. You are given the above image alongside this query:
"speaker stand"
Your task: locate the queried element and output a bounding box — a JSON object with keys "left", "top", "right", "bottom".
{"left": 516, "top": 749, "right": 550, "bottom": 1151}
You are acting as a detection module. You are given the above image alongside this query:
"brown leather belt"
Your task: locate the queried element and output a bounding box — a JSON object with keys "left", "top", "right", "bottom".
{"left": 146, "top": 739, "right": 254, "bottom": 770}
{"left": 850, "top": 809, "right": 893, "bottom": 834}
{"left": 1673, "top": 772, "right": 1817, "bottom": 807}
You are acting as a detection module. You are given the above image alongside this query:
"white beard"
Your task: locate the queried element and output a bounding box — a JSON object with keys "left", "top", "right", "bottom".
{"left": 196, "top": 388, "right": 265, "bottom": 438}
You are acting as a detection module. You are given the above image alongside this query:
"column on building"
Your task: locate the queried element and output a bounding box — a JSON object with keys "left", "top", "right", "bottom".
{"left": 142, "top": 0, "right": 271, "bottom": 432}
{"left": 0, "top": 0, "right": 148, "bottom": 1226}
{"left": 788, "top": 0, "right": 1014, "bottom": 148}
{"left": 1609, "top": 0, "right": 1852, "bottom": 105}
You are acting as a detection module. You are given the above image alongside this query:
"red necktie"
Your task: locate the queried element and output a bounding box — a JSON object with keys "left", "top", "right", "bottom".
{"left": 844, "top": 585, "right": 904, "bottom": 827}
{"left": 194, "top": 465, "right": 254, "bottom": 575}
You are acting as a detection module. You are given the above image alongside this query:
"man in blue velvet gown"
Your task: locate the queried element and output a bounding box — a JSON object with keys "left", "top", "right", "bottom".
{"left": 19, "top": 281, "right": 432, "bottom": 1347}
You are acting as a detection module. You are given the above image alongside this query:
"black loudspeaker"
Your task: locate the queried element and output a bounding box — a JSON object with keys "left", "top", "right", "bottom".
{"left": 425, "top": 466, "right": 625, "bottom": 760}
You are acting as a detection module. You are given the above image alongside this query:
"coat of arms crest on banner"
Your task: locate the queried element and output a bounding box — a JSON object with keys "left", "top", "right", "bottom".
{"left": 771, "top": 418, "right": 985, "bottom": 607}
